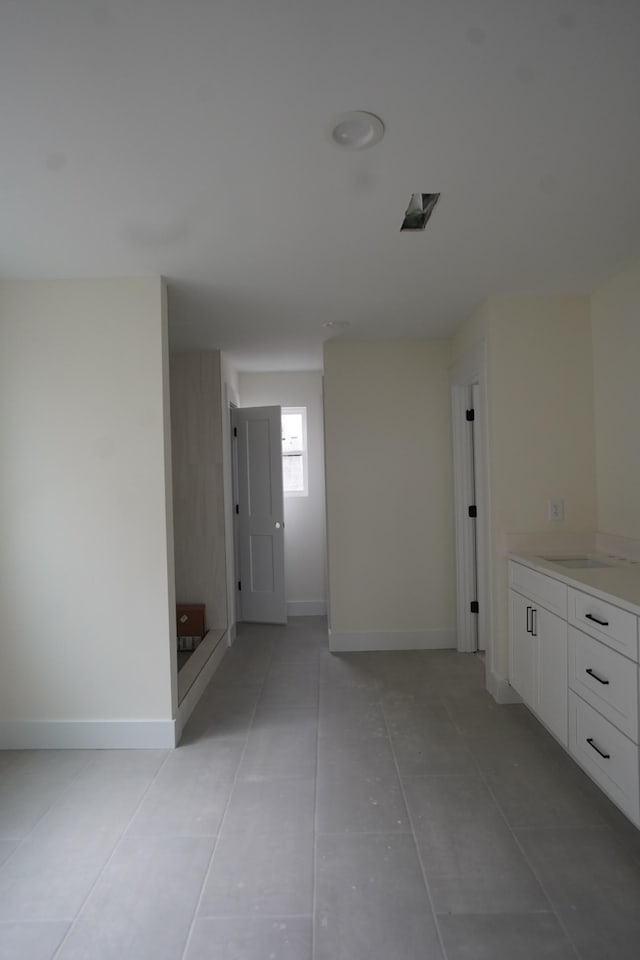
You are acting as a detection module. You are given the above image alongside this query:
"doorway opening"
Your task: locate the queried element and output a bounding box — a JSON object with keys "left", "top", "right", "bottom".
{"left": 228, "top": 372, "right": 328, "bottom": 629}
{"left": 231, "top": 405, "right": 287, "bottom": 625}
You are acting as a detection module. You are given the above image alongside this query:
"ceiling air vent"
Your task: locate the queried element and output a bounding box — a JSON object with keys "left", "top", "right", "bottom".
{"left": 400, "top": 193, "right": 440, "bottom": 231}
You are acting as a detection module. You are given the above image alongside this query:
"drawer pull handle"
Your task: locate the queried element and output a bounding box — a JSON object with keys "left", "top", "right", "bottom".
{"left": 526, "top": 606, "right": 532, "bottom": 634}
{"left": 585, "top": 668, "right": 609, "bottom": 686}
{"left": 585, "top": 613, "right": 609, "bottom": 627}
{"left": 586, "top": 737, "right": 610, "bottom": 760}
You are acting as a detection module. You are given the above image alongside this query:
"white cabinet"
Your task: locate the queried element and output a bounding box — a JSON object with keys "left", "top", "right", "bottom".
{"left": 509, "top": 590, "right": 536, "bottom": 706}
{"left": 568, "top": 587, "right": 638, "bottom": 661}
{"left": 508, "top": 567, "right": 567, "bottom": 746}
{"left": 510, "top": 561, "right": 567, "bottom": 619}
{"left": 569, "top": 692, "right": 640, "bottom": 824}
{"left": 568, "top": 626, "right": 638, "bottom": 741}
{"left": 537, "top": 606, "right": 569, "bottom": 746}
{"left": 509, "top": 558, "right": 640, "bottom": 828}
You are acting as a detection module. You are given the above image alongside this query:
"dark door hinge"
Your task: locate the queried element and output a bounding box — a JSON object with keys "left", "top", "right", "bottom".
{"left": 470, "top": 600, "right": 479, "bottom": 614}
{"left": 468, "top": 505, "right": 477, "bottom": 518}
{"left": 237, "top": 580, "right": 242, "bottom": 591}
{"left": 235, "top": 504, "right": 239, "bottom": 514}
{"left": 465, "top": 409, "right": 475, "bottom": 421}
{"left": 233, "top": 426, "right": 237, "bottom": 437}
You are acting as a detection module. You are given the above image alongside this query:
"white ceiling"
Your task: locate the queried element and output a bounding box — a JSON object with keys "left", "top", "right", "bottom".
{"left": 1, "top": 1, "right": 640, "bottom": 371}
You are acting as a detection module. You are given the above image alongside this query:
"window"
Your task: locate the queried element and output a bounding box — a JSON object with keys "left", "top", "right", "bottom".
{"left": 281, "top": 406, "right": 308, "bottom": 496}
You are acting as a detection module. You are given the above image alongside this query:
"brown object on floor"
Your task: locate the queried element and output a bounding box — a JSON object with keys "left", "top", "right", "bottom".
{"left": 176, "top": 603, "right": 206, "bottom": 639}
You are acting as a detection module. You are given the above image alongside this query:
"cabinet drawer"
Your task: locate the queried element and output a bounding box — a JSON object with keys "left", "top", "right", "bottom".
{"left": 569, "top": 692, "right": 640, "bottom": 826}
{"left": 509, "top": 562, "right": 567, "bottom": 618}
{"left": 568, "top": 587, "right": 638, "bottom": 662}
{"left": 568, "top": 627, "right": 638, "bottom": 742}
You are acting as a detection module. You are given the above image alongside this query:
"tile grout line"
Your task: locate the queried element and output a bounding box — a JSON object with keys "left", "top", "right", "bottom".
{"left": 485, "top": 794, "right": 585, "bottom": 960}
{"left": 0, "top": 750, "right": 97, "bottom": 871}
{"left": 178, "top": 627, "right": 277, "bottom": 960}
{"left": 379, "top": 697, "right": 451, "bottom": 960}
{"left": 441, "top": 698, "right": 584, "bottom": 960}
{"left": 49, "top": 747, "right": 173, "bottom": 958}
{"left": 315, "top": 827, "right": 412, "bottom": 836}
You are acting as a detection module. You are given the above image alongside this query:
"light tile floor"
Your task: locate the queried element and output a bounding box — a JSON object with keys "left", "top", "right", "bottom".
{"left": 1, "top": 617, "right": 640, "bottom": 958}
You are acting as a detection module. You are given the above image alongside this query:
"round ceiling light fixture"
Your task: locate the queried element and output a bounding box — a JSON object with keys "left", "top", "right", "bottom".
{"left": 329, "top": 111, "right": 385, "bottom": 151}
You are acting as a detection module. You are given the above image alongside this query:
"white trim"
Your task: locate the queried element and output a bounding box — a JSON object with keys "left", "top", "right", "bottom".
{"left": 329, "top": 628, "right": 455, "bottom": 653}
{"left": 451, "top": 381, "right": 477, "bottom": 653}
{"left": 0, "top": 719, "right": 176, "bottom": 750}
{"left": 175, "top": 629, "right": 229, "bottom": 744}
{"left": 486, "top": 670, "right": 522, "bottom": 704}
{"left": 227, "top": 621, "right": 237, "bottom": 646}
{"left": 177, "top": 628, "right": 226, "bottom": 704}
{"left": 450, "top": 342, "right": 495, "bottom": 691}
{"left": 224, "top": 382, "right": 239, "bottom": 636}
{"left": 282, "top": 405, "right": 308, "bottom": 497}
{"left": 287, "top": 600, "right": 327, "bottom": 616}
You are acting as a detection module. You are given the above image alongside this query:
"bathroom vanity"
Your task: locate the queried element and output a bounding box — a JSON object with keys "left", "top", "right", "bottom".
{"left": 508, "top": 553, "right": 640, "bottom": 827}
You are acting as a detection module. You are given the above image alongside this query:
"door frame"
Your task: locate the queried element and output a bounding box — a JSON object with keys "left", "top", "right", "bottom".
{"left": 229, "top": 399, "right": 240, "bottom": 627}
{"left": 451, "top": 342, "right": 493, "bottom": 673}
{"left": 223, "top": 385, "right": 240, "bottom": 645}
{"left": 231, "top": 405, "right": 287, "bottom": 624}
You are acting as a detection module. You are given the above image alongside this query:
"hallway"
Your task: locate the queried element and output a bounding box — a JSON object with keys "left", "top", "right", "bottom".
{"left": 1, "top": 617, "right": 640, "bottom": 959}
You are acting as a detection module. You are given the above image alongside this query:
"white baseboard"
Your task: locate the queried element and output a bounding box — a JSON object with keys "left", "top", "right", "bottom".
{"left": 287, "top": 601, "right": 327, "bottom": 617}
{"left": 329, "top": 628, "right": 455, "bottom": 653}
{"left": 177, "top": 627, "right": 225, "bottom": 704}
{"left": 486, "top": 670, "right": 522, "bottom": 704}
{"left": 228, "top": 621, "right": 237, "bottom": 646}
{"left": 0, "top": 719, "right": 176, "bottom": 750}
{"left": 175, "top": 630, "right": 229, "bottom": 744}
{"left": 0, "top": 628, "right": 233, "bottom": 751}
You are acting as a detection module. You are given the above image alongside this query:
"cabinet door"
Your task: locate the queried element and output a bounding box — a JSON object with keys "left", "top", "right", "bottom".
{"left": 536, "top": 607, "right": 568, "bottom": 746}
{"left": 509, "top": 590, "right": 536, "bottom": 707}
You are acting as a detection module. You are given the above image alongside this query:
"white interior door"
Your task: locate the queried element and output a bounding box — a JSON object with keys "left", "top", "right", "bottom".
{"left": 232, "top": 406, "right": 287, "bottom": 624}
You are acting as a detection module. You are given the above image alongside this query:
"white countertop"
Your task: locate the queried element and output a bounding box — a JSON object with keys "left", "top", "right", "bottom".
{"left": 508, "top": 553, "right": 640, "bottom": 616}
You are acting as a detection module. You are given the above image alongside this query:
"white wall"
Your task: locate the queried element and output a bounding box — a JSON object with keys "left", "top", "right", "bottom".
{"left": 238, "top": 370, "right": 327, "bottom": 614}
{"left": 0, "top": 279, "right": 176, "bottom": 746}
{"left": 323, "top": 339, "right": 454, "bottom": 649}
{"left": 170, "top": 351, "right": 227, "bottom": 630}
{"left": 591, "top": 258, "right": 640, "bottom": 541}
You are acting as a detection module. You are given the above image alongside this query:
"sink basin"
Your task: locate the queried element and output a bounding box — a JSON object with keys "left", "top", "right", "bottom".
{"left": 540, "top": 556, "right": 617, "bottom": 570}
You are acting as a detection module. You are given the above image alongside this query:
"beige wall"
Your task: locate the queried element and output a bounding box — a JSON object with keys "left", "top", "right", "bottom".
{"left": 489, "top": 296, "right": 597, "bottom": 540}
{"left": 455, "top": 295, "right": 597, "bottom": 679}
{"left": 452, "top": 297, "right": 490, "bottom": 363}
{"left": 489, "top": 295, "right": 597, "bottom": 677}
{"left": 221, "top": 352, "right": 240, "bottom": 402}
{"left": 591, "top": 259, "right": 640, "bottom": 541}
{"left": 0, "top": 278, "right": 175, "bottom": 725}
{"left": 170, "top": 351, "right": 227, "bottom": 630}
{"left": 239, "top": 371, "right": 327, "bottom": 611}
{"left": 323, "top": 339, "right": 454, "bottom": 638}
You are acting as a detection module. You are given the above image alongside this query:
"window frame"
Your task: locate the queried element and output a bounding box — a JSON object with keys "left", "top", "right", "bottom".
{"left": 281, "top": 405, "right": 308, "bottom": 498}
